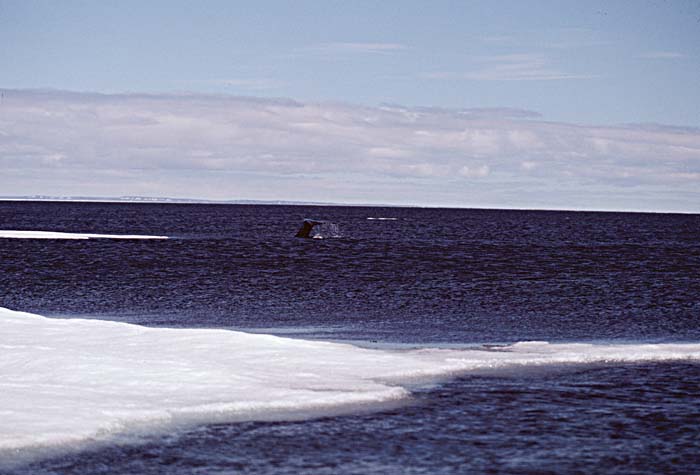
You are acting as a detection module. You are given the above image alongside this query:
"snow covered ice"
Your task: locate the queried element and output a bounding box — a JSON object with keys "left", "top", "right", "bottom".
{"left": 2, "top": 306, "right": 700, "bottom": 458}
{"left": 0, "top": 230, "right": 168, "bottom": 240}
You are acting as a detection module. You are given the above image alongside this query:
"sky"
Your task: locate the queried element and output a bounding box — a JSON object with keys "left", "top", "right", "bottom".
{"left": 1, "top": 0, "right": 699, "bottom": 212}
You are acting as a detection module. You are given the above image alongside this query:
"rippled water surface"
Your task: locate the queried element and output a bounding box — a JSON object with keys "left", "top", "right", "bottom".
{"left": 1, "top": 202, "right": 699, "bottom": 474}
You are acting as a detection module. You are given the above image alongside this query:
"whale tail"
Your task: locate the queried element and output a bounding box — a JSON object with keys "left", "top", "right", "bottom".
{"left": 295, "top": 219, "right": 324, "bottom": 238}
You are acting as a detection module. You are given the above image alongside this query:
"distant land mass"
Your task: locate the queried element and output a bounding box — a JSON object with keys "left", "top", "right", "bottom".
{"left": 1, "top": 196, "right": 694, "bottom": 214}
{"left": 0, "top": 195, "right": 393, "bottom": 207}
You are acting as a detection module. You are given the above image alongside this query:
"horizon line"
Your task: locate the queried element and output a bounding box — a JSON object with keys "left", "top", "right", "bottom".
{"left": 0, "top": 196, "right": 697, "bottom": 216}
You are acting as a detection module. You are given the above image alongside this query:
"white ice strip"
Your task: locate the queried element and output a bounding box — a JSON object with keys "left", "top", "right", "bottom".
{"left": 1, "top": 307, "right": 700, "bottom": 454}
{"left": 366, "top": 217, "right": 398, "bottom": 220}
{"left": 0, "top": 230, "right": 168, "bottom": 240}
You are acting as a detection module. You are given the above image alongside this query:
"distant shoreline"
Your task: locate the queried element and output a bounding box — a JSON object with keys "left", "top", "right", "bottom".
{"left": 0, "top": 196, "right": 342, "bottom": 206}
{"left": 0, "top": 196, "right": 697, "bottom": 215}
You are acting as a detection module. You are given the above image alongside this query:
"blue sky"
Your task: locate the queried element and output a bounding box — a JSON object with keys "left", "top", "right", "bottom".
{"left": 1, "top": 1, "right": 699, "bottom": 211}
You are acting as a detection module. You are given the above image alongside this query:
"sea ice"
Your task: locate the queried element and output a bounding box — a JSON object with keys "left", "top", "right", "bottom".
{"left": 0, "top": 230, "right": 168, "bottom": 240}
{"left": 1, "top": 306, "right": 699, "bottom": 457}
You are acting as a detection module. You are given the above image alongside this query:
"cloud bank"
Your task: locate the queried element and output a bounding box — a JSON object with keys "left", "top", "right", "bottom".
{"left": 1, "top": 89, "right": 698, "bottom": 212}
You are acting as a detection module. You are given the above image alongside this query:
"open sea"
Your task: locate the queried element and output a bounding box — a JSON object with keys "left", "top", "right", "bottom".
{"left": 1, "top": 201, "right": 699, "bottom": 474}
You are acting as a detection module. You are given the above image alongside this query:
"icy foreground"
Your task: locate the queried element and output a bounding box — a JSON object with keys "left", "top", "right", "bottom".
{"left": 0, "top": 230, "right": 167, "bottom": 240}
{"left": 2, "top": 307, "right": 700, "bottom": 456}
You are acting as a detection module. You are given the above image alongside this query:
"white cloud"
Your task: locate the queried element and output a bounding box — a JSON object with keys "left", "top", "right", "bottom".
{"left": 368, "top": 147, "right": 414, "bottom": 159}
{"left": 0, "top": 89, "right": 698, "bottom": 211}
{"left": 301, "top": 42, "right": 407, "bottom": 56}
{"left": 210, "top": 78, "right": 285, "bottom": 91}
{"left": 458, "top": 165, "right": 490, "bottom": 178}
{"left": 639, "top": 51, "right": 686, "bottom": 59}
{"left": 520, "top": 161, "right": 538, "bottom": 171}
{"left": 480, "top": 35, "right": 515, "bottom": 44}
{"left": 424, "top": 53, "right": 595, "bottom": 81}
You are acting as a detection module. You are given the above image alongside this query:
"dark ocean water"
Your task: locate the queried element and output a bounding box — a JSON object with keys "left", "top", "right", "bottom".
{"left": 1, "top": 201, "right": 699, "bottom": 474}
